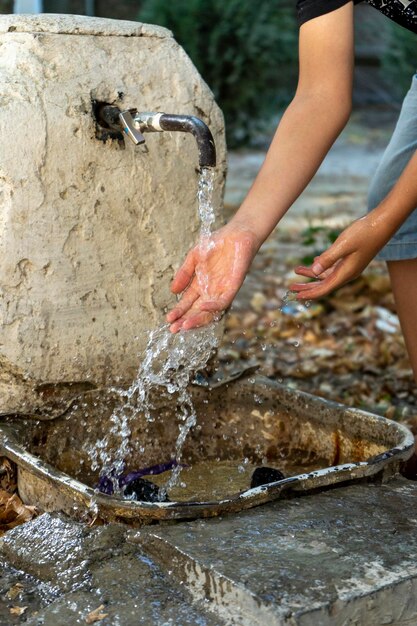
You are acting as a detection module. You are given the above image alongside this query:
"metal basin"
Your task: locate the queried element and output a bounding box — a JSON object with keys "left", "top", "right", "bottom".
{"left": 0, "top": 376, "right": 413, "bottom": 525}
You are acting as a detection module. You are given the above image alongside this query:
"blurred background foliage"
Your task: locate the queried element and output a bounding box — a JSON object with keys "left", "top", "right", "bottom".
{"left": 137, "top": 1, "right": 414, "bottom": 145}
{"left": 2, "top": 0, "right": 415, "bottom": 146}
{"left": 138, "top": 0, "right": 298, "bottom": 146}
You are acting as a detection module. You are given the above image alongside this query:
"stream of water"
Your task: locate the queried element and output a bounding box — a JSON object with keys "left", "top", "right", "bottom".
{"left": 89, "top": 168, "right": 219, "bottom": 499}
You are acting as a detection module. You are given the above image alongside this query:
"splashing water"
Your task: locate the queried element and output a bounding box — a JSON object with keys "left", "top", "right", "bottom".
{"left": 90, "top": 167, "right": 219, "bottom": 499}
{"left": 280, "top": 290, "right": 311, "bottom": 319}
{"left": 195, "top": 167, "right": 216, "bottom": 298}
{"left": 281, "top": 290, "right": 298, "bottom": 305}
{"left": 197, "top": 167, "right": 216, "bottom": 242}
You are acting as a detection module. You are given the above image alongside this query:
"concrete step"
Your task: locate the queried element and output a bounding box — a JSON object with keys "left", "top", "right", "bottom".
{"left": 130, "top": 478, "right": 417, "bottom": 626}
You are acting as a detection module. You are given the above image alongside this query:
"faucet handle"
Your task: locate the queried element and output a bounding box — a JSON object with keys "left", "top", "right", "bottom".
{"left": 119, "top": 110, "right": 146, "bottom": 145}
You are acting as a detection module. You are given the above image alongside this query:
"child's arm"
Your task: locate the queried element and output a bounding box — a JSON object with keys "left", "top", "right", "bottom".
{"left": 167, "top": 3, "right": 355, "bottom": 332}
{"left": 290, "top": 148, "right": 417, "bottom": 299}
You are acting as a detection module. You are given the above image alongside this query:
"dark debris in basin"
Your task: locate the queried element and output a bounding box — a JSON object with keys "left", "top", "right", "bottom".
{"left": 123, "top": 477, "right": 169, "bottom": 503}
{"left": 250, "top": 467, "right": 286, "bottom": 489}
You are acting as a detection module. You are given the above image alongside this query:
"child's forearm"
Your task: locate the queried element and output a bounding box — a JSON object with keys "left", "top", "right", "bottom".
{"left": 368, "top": 148, "right": 417, "bottom": 236}
{"left": 289, "top": 148, "right": 417, "bottom": 302}
{"left": 229, "top": 91, "right": 352, "bottom": 248}
{"left": 227, "top": 3, "right": 355, "bottom": 250}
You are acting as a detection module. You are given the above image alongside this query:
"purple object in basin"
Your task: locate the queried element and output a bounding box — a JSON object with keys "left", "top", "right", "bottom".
{"left": 97, "top": 459, "right": 182, "bottom": 495}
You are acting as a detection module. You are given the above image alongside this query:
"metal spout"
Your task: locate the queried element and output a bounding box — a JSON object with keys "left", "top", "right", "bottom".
{"left": 120, "top": 109, "right": 216, "bottom": 169}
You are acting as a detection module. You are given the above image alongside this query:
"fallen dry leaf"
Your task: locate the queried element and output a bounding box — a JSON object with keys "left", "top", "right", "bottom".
{"left": 85, "top": 604, "right": 108, "bottom": 624}
{"left": 0, "top": 458, "right": 17, "bottom": 493}
{"left": 9, "top": 606, "right": 27, "bottom": 616}
{"left": 6, "top": 583, "right": 24, "bottom": 600}
{"left": 0, "top": 489, "right": 38, "bottom": 534}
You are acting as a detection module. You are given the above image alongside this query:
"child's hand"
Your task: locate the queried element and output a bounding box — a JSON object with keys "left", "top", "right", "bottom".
{"left": 289, "top": 214, "right": 392, "bottom": 299}
{"left": 167, "top": 224, "right": 259, "bottom": 332}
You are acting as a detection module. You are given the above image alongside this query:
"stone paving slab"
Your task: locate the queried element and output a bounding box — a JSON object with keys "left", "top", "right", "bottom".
{"left": 0, "top": 513, "right": 221, "bottom": 626}
{"left": 3, "top": 479, "right": 417, "bottom": 625}
{"left": 130, "top": 478, "right": 417, "bottom": 626}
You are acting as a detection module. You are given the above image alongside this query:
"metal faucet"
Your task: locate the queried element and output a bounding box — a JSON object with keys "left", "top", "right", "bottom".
{"left": 97, "top": 105, "right": 216, "bottom": 169}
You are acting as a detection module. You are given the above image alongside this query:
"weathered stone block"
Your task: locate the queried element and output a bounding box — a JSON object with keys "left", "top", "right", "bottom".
{"left": 0, "top": 14, "right": 226, "bottom": 414}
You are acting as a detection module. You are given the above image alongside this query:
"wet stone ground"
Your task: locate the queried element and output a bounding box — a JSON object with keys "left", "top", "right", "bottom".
{"left": 3, "top": 479, "right": 417, "bottom": 625}
{"left": 0, "top": 515, "right": 219, "bottom": 625}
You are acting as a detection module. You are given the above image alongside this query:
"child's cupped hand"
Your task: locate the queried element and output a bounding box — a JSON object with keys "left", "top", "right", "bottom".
{"left": 289, "top": 213, "right": 393, "bottom": 299}
{"left": 167, "top": 223, "right": 259, "bottom": 333}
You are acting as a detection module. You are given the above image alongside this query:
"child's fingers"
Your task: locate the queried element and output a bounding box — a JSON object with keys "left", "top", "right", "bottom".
{"left": 199, "top": 291, "right": 235, "bottom": 312}
{"left": 295, "top": 264, "right": 350, "bottom": 299}
{"left": 311, "top": 241, "right": 348, "bottom": 276}
{"left": 169, "top": 310, "right": 214, "bottom": 333}
{"left": 289, "top": 281, "right": 318, "bottom": 292}
{"left": 293, "top": 265, "right": 317, "bottom": 278}
{"left": 181, "top": 311, "right": 215, "bottom": 331}
{"left": 170, "top": 249, "right": 197, "bottom": 294}
{"left": 166, "top": 287, "right": 199, "bottom": 323}
{"left": 169, "top": 318, "right": 185, "bottom": 333}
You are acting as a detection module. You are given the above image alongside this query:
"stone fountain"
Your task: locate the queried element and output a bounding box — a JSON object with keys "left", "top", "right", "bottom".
{"left": 0, "top": 13, "right": 226, "bottom": 416}
{"left": 0, "top": 13, "right": 416, "bottom": 626}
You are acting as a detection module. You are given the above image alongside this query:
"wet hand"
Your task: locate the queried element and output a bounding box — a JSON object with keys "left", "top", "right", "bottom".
{"left": 289, "top": 214, "right": 392, "bottom": 300}
{"left": 167, "top": 224, "right": 259, "bottom": 332}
